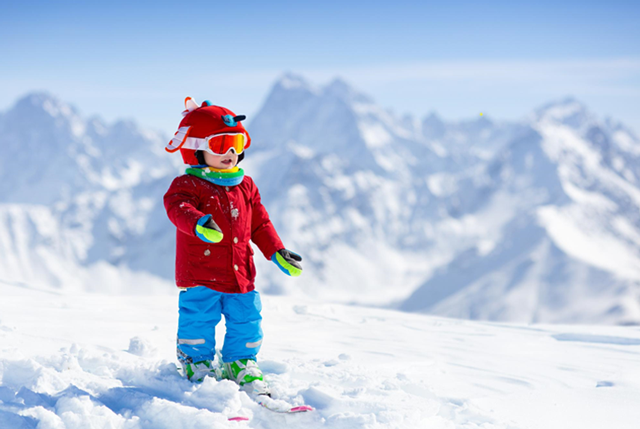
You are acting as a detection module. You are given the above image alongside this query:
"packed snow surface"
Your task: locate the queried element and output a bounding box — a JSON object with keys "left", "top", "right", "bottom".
{"left": 1, "top": 281, "right": 639, "bottom": 429}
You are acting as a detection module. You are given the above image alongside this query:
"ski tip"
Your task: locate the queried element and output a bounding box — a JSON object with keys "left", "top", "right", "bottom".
{"left": 228, "top": 416, "right": 250, "bottom": 422}
{"left": 290, "top": 405, "right": 314, "bottom": 412}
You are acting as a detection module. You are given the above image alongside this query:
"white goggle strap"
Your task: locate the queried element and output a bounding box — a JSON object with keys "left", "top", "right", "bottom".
{"left": 166, "top": 130, "right": 246, "bottom": 154}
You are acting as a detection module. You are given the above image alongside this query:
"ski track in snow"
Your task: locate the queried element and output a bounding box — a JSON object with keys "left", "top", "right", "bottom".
{"left": 1, "top": 281, "right": 640, "bottom": 428}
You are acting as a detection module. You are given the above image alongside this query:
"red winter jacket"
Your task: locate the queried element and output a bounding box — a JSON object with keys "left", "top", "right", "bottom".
{"left": 164, "top": 174, "right": 284, "bottom": 293}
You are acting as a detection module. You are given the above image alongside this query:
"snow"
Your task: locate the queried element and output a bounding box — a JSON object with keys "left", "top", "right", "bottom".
{"left": 612, "top": 130, "right": 640, "bottom": 156}
{"left": 426, "top": 173, "right": 458, "bottom": 197}
{"left": 358, "top": 122, "right": 392, "bottom": 149}
{"left": 537, "top": 204, "right": 640, "bottom": 279}
{"left": 1, "top": 280, "right": 639, "bottom": 428}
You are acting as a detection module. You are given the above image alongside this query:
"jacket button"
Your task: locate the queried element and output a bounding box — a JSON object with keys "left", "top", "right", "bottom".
{"left": 233, "top": 237, "right": 238, "bottom": 244}
{"left": 225, "top": 186, "right": 230, "bottom": 191}
{"left": 204, "top": 249, "right": 211, "bottom": 256}
{"left": 234, "top": 264, "right": 239, "bottom": 271}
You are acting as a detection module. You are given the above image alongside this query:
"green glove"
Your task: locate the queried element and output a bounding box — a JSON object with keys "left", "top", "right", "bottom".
{"left": 271, "top": 249, "right": 303, "bottom": 277}
{"left": 195, "top": 215, "right": 223, "bottom": 243}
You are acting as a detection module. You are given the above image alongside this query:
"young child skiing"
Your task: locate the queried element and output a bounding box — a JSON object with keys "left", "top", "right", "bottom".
{"left": 163, "top": 97, "right": 303, "bottom": 395}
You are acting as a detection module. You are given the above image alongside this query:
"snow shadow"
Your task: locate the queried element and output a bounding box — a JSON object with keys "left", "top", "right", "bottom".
{"left": 0, "top": 409, "right": 38, "bottom": 429}
{"left": 552, "top": 333, "right": 640, "bottom": 346}
{"left": 0, "top": 385, "right": 97, "bottom": 429}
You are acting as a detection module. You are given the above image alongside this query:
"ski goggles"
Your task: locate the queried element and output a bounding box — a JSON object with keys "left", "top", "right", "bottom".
{"left": 203, "top": 133, "right": 248, "bottom": 156}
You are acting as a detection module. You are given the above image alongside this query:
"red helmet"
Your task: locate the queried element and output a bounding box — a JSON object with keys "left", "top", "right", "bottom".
{"left": 165, "top": 97, "right": 252, "bottom": 165}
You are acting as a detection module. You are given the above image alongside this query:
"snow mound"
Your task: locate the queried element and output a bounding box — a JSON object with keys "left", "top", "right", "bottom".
{"left": 0, "top": 340, "right": 458, "bottom": 428}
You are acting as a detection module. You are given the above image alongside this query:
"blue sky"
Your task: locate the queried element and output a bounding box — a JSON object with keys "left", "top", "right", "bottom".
{"left": 1, "top": 0, "right": 639, "bottom": 135}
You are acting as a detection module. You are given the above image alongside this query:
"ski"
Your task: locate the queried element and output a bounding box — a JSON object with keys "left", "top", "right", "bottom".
{"left": 228, "top": 416, "right": 250, "bottom": 422}
{"left": 211, "top": 352, "right": 314, "bottom": 415}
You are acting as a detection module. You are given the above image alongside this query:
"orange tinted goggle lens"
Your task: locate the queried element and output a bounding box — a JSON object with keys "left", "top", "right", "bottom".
{"left": 207, "top": 134, "right": 246, "bottom": 155}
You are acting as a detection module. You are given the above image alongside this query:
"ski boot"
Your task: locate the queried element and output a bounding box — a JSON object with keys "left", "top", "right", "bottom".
{"left": 223, "top": 359, "right": 270, "bottom": 396}
{"left": 181, "top": 360, "right": 216, "bottom": 383}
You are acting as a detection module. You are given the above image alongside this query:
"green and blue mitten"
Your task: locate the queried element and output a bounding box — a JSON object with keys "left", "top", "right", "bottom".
{"left": 195, "top": 215, "right": 223, "bottom": 243}
{"left": 272, "top": 249, "right": 303, "bottom": 277}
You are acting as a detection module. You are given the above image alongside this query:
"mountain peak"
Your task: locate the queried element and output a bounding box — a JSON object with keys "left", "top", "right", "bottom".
{"left": 422, "top": 112, "right": 446, "bottom": 140}
{"left": 274, "top": 72, "right": 314, "bottom": 91}
{"left": 534, "top": 97, "right": 594, "bottom": 129}
{"left": 325, "top": 77, "right": 351, "bottom": 93}
{"left": 323, "top": 77, "right": 373, "bottom": 104}
{"left": 10, "top": 91, "right": 80, "bottom": 124}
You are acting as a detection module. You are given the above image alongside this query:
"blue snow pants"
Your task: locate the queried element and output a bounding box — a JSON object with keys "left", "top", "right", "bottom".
{"left": 177, "top": 286, "right": 263, "bottom": 364}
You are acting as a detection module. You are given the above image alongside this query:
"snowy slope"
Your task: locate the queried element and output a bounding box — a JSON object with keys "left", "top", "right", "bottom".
{"left": 1, "top": 280, "right": 639, "bottom": 428}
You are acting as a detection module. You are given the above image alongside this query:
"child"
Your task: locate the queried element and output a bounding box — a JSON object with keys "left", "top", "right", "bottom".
{"left": 163, "top": 97, "right": 303, "bottom": 395}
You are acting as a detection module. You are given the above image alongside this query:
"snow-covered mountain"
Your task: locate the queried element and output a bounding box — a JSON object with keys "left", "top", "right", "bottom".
{"left": 400, "top": 98, "right": 640, "bottom": 324}
{"left": 246, "top": 76, "right": 640, "bottom": 323}
{"left": 0, "top": 93, "right": 179, "bottom": 293}
{"left": 2, "top": 79, "right": 640, "bottom": 324}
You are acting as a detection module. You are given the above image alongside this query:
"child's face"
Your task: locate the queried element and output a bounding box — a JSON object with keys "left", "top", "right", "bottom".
{"left": 203, "top": 150, "right": 238, "bottom": 169}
